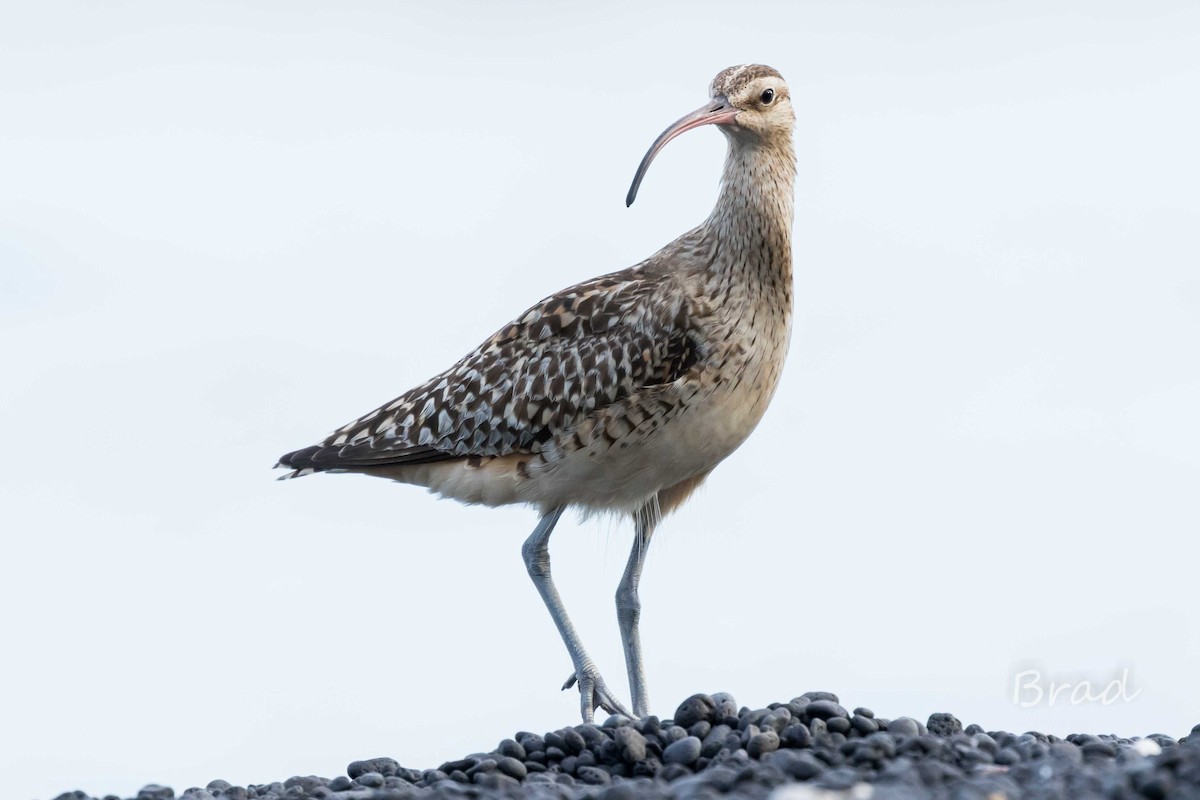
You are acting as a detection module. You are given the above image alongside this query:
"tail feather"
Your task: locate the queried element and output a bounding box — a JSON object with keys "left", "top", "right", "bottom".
{"left": 275, "top": 445, "right": 323, "bottom": 480}
{"left": 276, "top": 466, "right": 317, "bottom": 481}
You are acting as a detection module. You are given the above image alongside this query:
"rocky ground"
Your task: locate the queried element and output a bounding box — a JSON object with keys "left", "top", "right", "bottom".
{"left": 51, "top": 692, "right": 1200, "bottom": 800}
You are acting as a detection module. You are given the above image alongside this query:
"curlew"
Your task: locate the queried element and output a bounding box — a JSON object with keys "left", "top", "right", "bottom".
{"left": 277, "top": 64, "right": 796, "bottom": 722}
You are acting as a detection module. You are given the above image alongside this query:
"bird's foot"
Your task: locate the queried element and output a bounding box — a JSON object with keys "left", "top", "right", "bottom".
{"left": 562, "top": 666, "right": 632, "bottom": 722}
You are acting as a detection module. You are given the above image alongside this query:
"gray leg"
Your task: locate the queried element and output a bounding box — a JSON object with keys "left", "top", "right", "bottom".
{"left": 616, "top": 504, "right": 657, "bottom": 718}
{"left": 522, "top": 507, "right": 632, "bottom": 723}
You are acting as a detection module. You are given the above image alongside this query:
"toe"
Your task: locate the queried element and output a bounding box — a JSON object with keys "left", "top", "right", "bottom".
{"left": 564, "top": 665, "right": 633, "bottom": 722}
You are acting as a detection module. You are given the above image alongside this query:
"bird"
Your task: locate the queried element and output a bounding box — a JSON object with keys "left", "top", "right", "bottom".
{"left": 277, "top": 64, "right": 797, "bottom": 723}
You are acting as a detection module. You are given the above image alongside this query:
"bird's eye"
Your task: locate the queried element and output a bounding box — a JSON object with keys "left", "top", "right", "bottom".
{"left": 760, "top": 88, "right": 775, "bottom": 105}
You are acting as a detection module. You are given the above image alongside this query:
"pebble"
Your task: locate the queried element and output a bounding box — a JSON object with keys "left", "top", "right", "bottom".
{"left": 611, "top": 727, "right": 647, "bottom": 763}
{"left": 826, "top": 717, "right": 851, "bottom": 735}
{"left": 55, "top": 691, "right": 1200, "bottom": 800}
{"left": 781, "top": 722, "right": 813, "bottom": 749}
{"left": 663, "top": 736, "right": 702, "bottom": 765}
{"left": 496, "top": 756, "right": 526, "bottom": 780}
{"left": 672, "top": 694, "right": 716, "bottom": 728}
{"left": 496, "top": 739, "right": 525, "bottom": 760}
{"left": 350, "top": 772, "right": 383, "bottom": 788}
{"left": 712, "top": 692, "right": 739, "bottom": 722}
{"left": 136, "top": 787, "right": 174, "bottom": 800}
{"left": 849, "top": 714, "right": 878, "bottom": 735}
{"left": 576, "top": 766, "right": 610, "bottom": 785}
{"left": 346, "top": 758, "right": 400, "bottom": 779}
{"left": 926, "top": 712, "right": 962, "bottom": 737}
{"left": 747, "top": 729, "right": 780, "bottom": 758}
{"left": 562, "top": 728, "right": 586, "bottom": 755}
{"left": 887, "top": 716, "right": 922, "bottom": 737}
{"left": 804, "top": 700, "right": 849, "bottom": 721}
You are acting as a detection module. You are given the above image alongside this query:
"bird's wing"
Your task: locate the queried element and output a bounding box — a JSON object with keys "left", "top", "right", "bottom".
{"left": 276, "top": 269, "right": 702, "bottom": 475}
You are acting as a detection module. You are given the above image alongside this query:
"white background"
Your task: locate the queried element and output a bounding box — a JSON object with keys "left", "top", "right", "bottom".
{"left": 2, "top": 2, "right": 1198, "bottom": 799}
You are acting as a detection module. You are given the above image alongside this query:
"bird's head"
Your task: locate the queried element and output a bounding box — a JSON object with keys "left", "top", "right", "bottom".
{"left": 627, "top": 64, "right": 794, "bottom": 207}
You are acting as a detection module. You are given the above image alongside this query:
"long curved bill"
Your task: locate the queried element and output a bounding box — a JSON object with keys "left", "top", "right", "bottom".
{"left": 626, "top": 96, "right": 738, "bottom": 207}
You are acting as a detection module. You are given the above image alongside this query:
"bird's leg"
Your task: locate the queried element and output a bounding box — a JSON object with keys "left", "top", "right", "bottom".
{"left": 615, "top": 503, "right": 657, "bottom": 718}
{"left": 522, "top": 507, "right": 632, "bottom": 723}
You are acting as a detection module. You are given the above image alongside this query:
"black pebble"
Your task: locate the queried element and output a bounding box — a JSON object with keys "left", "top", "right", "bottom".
{"left": 416, "top": 770, "right": 444, "bottom": 786}
{"left": 888, "top": 717, "right": 922, "bottom": 737}
{"left": 805, "top": 700, "right": 850, "bottom": 721}
{"left": 496, "top": 756, "right": 526, "bottom": 779}
{"left": 495, "top": 738, "right": 525, "bottom": 760}
{"left": 996, "top": 747, "right": 1021, "bottom": 765}
{"left": 437, "top": 757, "right": 476, "bottom": 774}
{"left": 770, "top": 749, "right": 826, "bottom": 780}
{"left": 282, "top": 776, "right": 324, "bottom": 793}
{"left": 673, "top": 694, "right": 716, "bottom": 728}
{"left": 658, "top": 763, "right": 691, "bottom": 782}
{"left": 577, "top": 724, "right": 606, "bottom": 748}
{"left": 663, "top": 736, "right": 702, "bottom": 765}
{"left": 56, "top": 691, "right": 1200, "bottom": 800}
{"left": 782, "top": 722, "right": 813, "bottom": 749}
{"left": 795, "top": 691, "right": 840, "bottom": 705}
{"left": 563, "top": 728, "right": 586, "bottom": 754}
{"left": 712, "top": 692, "right": 739, "bottom": 721}
{"left": 136, "top": 787, "right": 174, "bottom": 800}
{"left": 747, "top": 730, "right": 780, "bottom": 758}
{"left": 350, "top": 771, "right": 383, "bottom": 788}
{"left": 851, "top": 714, "right": 879, "bottom": 735}
{"left": 661, "top": 724, "right": 687, "bottom": 744}
{"left": 576, "top": 766, "right": 611, "bottom": 785}
{"left": 517, "top": 732, "right": 545, "bottom": 753}
{"left": 613, "top": 728, "right": 647, "bottom": 763}
{"left": 826, "top": 717, "right": 852, "bottom": 735}
{"left": 926, "top": 712, "right": 963, "bottom": 737}
{"left": 1082, "top": 740, "right": 1117, "bottom": 758}
{"left": 475, "top": 772, "right": 519, "bottom": 790}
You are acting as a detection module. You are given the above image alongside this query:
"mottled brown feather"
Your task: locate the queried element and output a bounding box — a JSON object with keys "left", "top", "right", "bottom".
{"left": 277, "top": 268, "right": 704, "bottom": 473}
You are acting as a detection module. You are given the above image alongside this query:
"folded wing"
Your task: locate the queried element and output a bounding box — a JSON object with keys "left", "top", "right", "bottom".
{"left": 276, "top": 269, "right": 701, "bottom": 477}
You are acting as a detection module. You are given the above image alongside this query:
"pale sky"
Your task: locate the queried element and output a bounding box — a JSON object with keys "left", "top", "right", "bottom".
{"left": 2, "top": 2, "right": 1198, "bottom": 799}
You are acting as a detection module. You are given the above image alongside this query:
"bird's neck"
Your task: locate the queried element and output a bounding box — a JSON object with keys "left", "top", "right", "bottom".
{"left": 703, "top": 136, "right": 796, "bottom": 291}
